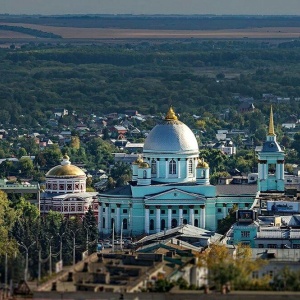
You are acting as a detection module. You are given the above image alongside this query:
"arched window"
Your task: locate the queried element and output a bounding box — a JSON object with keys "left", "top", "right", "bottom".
{"left": 143, "top": 170, "right": 147, "bottom": 179}
{"left": 123, "top": 218, "right": 128, "bottom": 230}
{"left": 161, "top": 219, "right": 166, "bottom": 231}
{"left": 151, "top": 159, "right": 157, "bottom": 174}
{"left": 169, "top": 159, "right": 177, "bottom": 175}
{"left": 194, "top": 219, "right": 199, "bottom": 227}
{"left": 188, "top": 159, "right": 193, "bottom": 176}
{"left": 150, "top": 219, "right": 154, "bottom": 231}
{"left": 171, "top": 219, "right": 178, "bottom": 228}
{"left": 183, "top": 219, "right": 188, "bottom": 225}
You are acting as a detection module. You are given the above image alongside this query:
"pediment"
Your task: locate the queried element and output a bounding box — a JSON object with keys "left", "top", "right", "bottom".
{"left": 145, "top": 188, "right": 205, "bottom": 202}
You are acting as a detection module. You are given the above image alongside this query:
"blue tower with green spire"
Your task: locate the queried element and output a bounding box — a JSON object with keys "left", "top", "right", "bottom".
{"left": 257, "top": 106, "right": 285, "bottom": 192}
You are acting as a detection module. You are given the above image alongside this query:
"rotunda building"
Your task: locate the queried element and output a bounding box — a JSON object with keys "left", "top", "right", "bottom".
{"left": 45, "top": 155, "right": 86, "bottom": 193}
{"left": 41, "top": 155, "right": 98, "bottom": 219}
{"left": 142, "top": 107, "right": 199, "bottom": 183}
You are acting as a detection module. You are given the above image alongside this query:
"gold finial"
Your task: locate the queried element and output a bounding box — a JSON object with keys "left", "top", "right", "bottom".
{"left": 63, "top": 154, "right": 70, "bottom": 160}
{"left": 268, "top": 106, "right": 275, "bottom": 136}
{"left": 165, "top": 106, "right": 178, "bottom": 121}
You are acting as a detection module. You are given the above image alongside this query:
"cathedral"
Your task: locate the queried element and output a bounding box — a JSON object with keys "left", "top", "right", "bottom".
{"left": 98, "top": 107, "right": 259, "bottom": 236}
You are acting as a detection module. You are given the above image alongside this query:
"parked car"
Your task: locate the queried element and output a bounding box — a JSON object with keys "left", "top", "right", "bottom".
{"left": 103, "top": 242, "right": 112, "bottom": 248}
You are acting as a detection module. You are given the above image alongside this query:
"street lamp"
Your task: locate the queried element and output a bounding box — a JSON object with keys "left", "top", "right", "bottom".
{"left": 84, "top": 224, "right": 92, "bottom": 253}
{"left": 70, "top": 229, "right": 80, "bottom": 266}
{"left": 18, "top": 241, "right": 36, "bottom": 281}
{"left": 46, "top": 236, "right": 53, "bottom": 276}
{"left": 57, "top": 232, "right": 65, "bottom": 262}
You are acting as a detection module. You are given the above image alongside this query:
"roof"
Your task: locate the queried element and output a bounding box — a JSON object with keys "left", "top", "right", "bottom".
{"left": 216, "top": 184, "right": 257, "bottom": 195}
{"left": 46, "top": 155, "right": 86, "bottom": 177}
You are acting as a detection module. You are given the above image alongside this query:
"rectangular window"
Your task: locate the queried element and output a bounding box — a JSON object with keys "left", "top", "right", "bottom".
{"left": 194, "top": 210, "right": 199, "bottom": 214}
{"left": 103, "top": 208, "right": 105, "bottom": 212}
{"left": 111, "top": 209, "right": 115, "bottom": 213}
{"left": 241, "top": 231, "right": 250, "bottom": 238}
{"left": 161, "top": 210, "right": 165, "bottom": 214}
{"left": 267, "top": 244, "right": 277, "bottom": 249}
{"left": 123, "top": 209, "right": 128, "bottom": 214}
{"left": 252, "top": 271, "right": 259, "bottom": 279}
{"left": 183, "top": 209, "right": 187, "bottom": 214}
{"left": 150, "top": 209, "right": 154, "bottom": 214}
{"left": 217, "top": 208, "right": 222, "bottom": 213}
{"left": 172, "top": 210, "right": 176, "bottom": 214}
{"left": 258, "top": 244, "right": 264, "bottom": 248}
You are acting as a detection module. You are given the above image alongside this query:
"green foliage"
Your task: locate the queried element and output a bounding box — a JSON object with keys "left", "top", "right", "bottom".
{"left": 272, "top": 266, "right": 300, "bottom": 291}
{"left": 0, "top": 25, "right": 62, "bottom": 38}
{"left": 217, "top": 204, "right": 238, "bottom": 235}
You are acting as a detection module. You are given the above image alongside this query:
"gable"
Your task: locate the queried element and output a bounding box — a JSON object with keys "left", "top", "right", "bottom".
{"left": 145, "top": 188, "right": 206, "bottom": 205}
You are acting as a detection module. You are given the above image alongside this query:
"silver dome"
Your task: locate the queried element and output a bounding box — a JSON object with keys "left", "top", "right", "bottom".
{"left": 143, "top": 121, "right": 199, "bottom": 154}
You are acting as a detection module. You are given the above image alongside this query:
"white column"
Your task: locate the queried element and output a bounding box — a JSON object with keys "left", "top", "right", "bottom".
{"left": 156, "top": 206, "right": 161, "bottom": 233}
{"left": 186, "top": 159, "right": 189, "bottom": 178}
{"left": 264, "top": 163, "right": 268, "bottom": 179}
{"left": 200, "top": 205, "right": 206, "bottom": 228}
{"left": 165, "top": 159, "right": 168, "bottom": 179}
{"left": 280, "top": 162, "right": 284, "bottom": 179}
{"left": 189, "top": 206, "right": 194, "bottom": 226}
{"left": 168, "top": 206, "right": 172, "bottom": 229}
{"left": 98, "top": 203, "right": 103, "bottom": 232}
{"left": 105, "top": 203, "right": 109, "bottom": 232}
{"left": 157, "top": 160, "right": 160, "bottom": 178}
{"left": 223, "top": 204, "right": 227, "bottom": 219}
{"left": 129, "top": 203, "right": 133, "bottom": 233}
{"left": 179, "top": 206, "right": 183, "bottom": 225}
{"left": 145, "top": 206, "right": 150, "bottom": 234}
{"left": 116, "top": 204, "right": 121, "bottom": 234}
{"left": 178, "top": 159, "right": 181, "bottom": 178}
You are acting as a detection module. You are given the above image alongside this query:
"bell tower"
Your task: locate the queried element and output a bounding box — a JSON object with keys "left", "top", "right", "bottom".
{"left": 257, "top": 106, "right": 285, "bottom": 192}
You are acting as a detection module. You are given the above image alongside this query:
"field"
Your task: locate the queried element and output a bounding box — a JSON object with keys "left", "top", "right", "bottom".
{"left": 1, "top": 22, "right": 300, "bottom": 39}
{"left": 1, "top": 15, "right": 300, "bottom": 41}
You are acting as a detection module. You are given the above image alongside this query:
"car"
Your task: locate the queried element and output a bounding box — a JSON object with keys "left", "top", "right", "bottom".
{"left": 103, "top": 242, "right": 112, "bottom": 248}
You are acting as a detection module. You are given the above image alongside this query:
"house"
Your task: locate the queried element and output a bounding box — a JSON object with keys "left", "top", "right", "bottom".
{"left": 110, "top": 125, "right": 127, "bottom": 139}
{"left": 238, "top": 102, "right": 255, "bottom": 113}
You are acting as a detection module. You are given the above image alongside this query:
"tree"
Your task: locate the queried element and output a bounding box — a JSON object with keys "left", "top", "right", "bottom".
{"left": 0, "top": 191, "right": 18, "bottom": 257}
{"left": 83, "top": 206, "right": 98, "bottom": 254}
{"left": 217, "top": 204, "right": 238, "bottom": 234}
{"left": 110, "top": 162, "right": 132, "bottom": 187}
{"left": 198, "top": 243, "right": 266, "bottom": 292}
{"left": 70, "top": 136, "right": 80, "bottom": 150}
{"left": 19, "top": 157, "right": 34, "bottom": 177}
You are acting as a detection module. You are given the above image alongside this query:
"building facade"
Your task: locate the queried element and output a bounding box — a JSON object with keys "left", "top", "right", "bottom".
{"left": 98, "top": 107, "right": 256, "bottom": 237}
{"left": 41, "top": 155, "right": 98, "bottom": 219}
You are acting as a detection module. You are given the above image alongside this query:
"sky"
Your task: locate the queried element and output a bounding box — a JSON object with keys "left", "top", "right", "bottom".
{"left": 1, "top": 0, "right": 300, "bottom": 15}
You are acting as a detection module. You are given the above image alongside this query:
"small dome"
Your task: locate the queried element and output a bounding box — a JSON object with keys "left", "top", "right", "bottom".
{"left": 197, "top": 158, "right": 209, "bottom": 169}
{"left": 46, "top": 156, "right": 86, "bottom": 177}
{"left": 139, "top": 162, "right": 150, "bottom": 168}
{"left": 143, "top": 107, "right": 199, "bottom": 154}
{"left": 132, "top": 155, "right": 143, "bottom": 165}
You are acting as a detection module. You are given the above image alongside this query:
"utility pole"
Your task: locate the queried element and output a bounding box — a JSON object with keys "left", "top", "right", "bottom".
{"left": 57, "top": 232, "right": 65, "bottom": 262}
{"left": 46, "top": 236, "right": 53, "bottom": 276}
{"left": 112, "top": 220, "right": 115, "bottom": 253}
{"left": 38, "top": 249, "right": 41, "bottom": 282}
{"left": 5, "top": 253, "right": 8, "bottom": 297}
{"left": 120, "top": 220, "right": 123, "bottom": 252}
